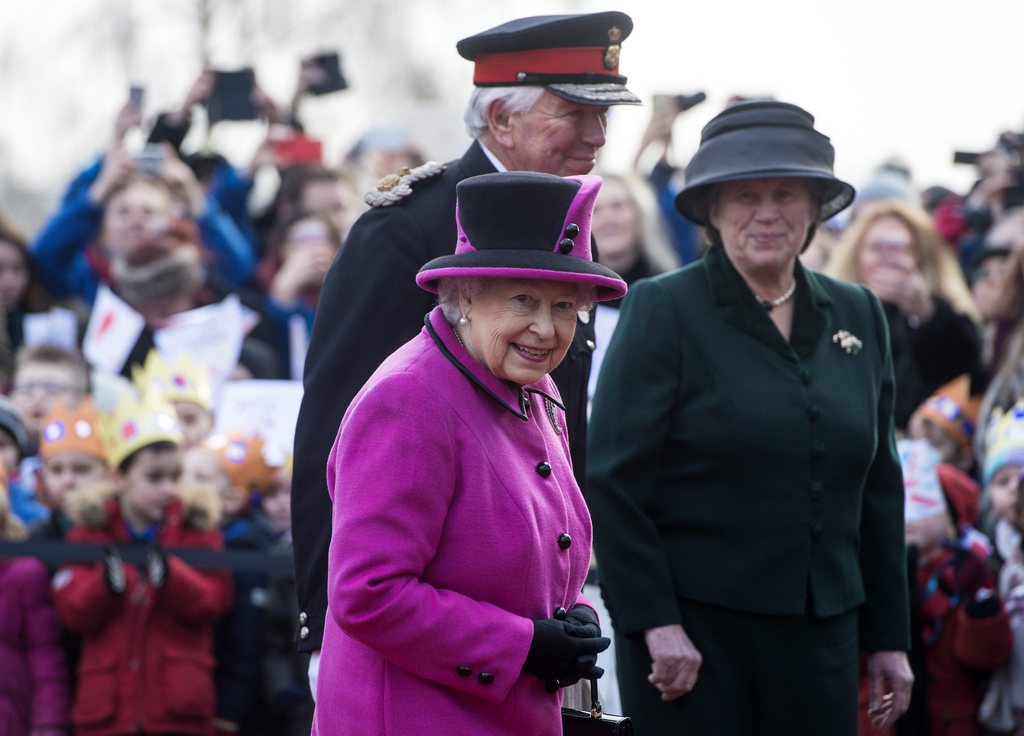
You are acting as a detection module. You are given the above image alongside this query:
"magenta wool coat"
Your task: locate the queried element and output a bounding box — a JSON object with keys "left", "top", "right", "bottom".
{"left": 312, "top": 306, "right": 596, "bottom": 736}
{"left": 0, "top": 557, "right": 71, "bottom": 736}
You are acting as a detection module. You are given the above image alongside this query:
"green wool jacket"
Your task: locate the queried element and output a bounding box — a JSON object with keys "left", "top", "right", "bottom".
{"left": 587, "top": 245, "right": 910, "bottom": 652}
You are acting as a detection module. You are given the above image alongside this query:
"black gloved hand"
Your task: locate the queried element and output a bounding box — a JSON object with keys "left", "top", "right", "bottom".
{"left": 564, "top": 604, "right": 601, "bottom": 639}
{"left": 146, "top": 545, "right": 168, "bottom": 590}
{"left": 524, "top": 617, "right": 609, "bottom": 693}
{"left": 103, "top": 546, "right": 126, "bottom": 596}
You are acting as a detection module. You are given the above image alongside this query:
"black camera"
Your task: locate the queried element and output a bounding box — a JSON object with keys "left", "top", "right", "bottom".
{"left": 674, "top": 92, "right": 706, "bottom": 112}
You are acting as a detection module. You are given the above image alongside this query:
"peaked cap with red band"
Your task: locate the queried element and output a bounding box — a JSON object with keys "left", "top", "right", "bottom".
{"left": 416, "top": 172, "right": 627, "bottom": 301}
{"left": 457, "top": 12, "right": 641, "bottom": 106}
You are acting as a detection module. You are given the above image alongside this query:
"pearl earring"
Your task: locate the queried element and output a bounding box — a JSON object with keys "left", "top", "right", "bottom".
{"left": 459, "top": 316, "right": 469, "bottom": 326}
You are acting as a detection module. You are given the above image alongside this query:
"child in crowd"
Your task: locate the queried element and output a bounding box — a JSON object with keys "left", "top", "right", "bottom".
{"left": 183, "top": 431, "right": 277, "bottom": 735}
{"left": 133, "top": 350, "right": 215, "bottom": 448}
{"left": 0, "top": 461, "right": 71, "bottom": 736}
{"left": 52, "top": 391, "right": 232, "bottom": 736}
{"left": 0, "top": 394, "right": 47, "bottom": 524}
{"left": 979, "top": 403, "right": 1024, "bottom": 733}
{"left": 30, "top": 398, "right": 109, "bottom": 541}
{"left": 258, "top": 454, "right": 314, "bottom": 735}
{"left": 862, "top": 440, "right": 1010, "bottom": 736}
{"left": 907, "top": 374, "right": 981, "bottom": 475}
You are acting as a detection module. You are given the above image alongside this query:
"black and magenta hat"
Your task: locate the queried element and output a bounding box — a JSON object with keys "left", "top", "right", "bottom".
{"left": 457, "top": 12, "right": 641, "bottom": 106}
{"left": 416, "top": 172, "right": 627, "bottom": 301}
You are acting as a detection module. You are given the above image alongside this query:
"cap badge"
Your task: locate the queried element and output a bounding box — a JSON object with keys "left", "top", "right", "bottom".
{"left": 604, "top": 26, "right": 622, "bottom": 69}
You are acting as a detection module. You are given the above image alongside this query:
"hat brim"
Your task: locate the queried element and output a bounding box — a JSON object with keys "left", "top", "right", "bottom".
{"left": 546, "top": 82, "right": 642, "bottom": 106}
{"left": 417, "top": 249, "right": 627, "bottom": 301}
{"left": 675, "top": 170, "right": 855, "bottom": 226}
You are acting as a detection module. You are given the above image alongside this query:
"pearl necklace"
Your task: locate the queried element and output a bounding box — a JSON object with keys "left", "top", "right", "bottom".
{"left": 754, "top": 280, "right": 796, "bottom": 312}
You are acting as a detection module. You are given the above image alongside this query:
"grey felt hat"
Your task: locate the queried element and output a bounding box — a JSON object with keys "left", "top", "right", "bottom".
{"left": 675, "top": 100, "right": 855, "bottom": 225}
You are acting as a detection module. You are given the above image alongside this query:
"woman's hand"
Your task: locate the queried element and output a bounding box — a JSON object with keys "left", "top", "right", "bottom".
{"left": 864, "top": 253, "right": 934, "bottom": 324}
{"left": 88, "top": 148, "right": 138, "bottom": 205}
{"left": 269, "top": 245, "right": 335, "bottom": 307}
{"left": 644, "top": 623, "right": 702, "bottom": 701}
{"left": 865, "top": 650, "right": 913, "bottom": 730}
{"left": 158, "top": 145, "right": 206, "bottom": 216}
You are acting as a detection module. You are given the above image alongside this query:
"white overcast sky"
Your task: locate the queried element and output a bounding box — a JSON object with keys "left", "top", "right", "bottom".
{"left": 1, "top": 0, "right": 1021, "bottom": 228}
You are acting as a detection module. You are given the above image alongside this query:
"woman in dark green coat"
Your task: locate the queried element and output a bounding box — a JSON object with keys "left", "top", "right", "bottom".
{"left": 587, "top": 100, "right": 913, "bottom": 736}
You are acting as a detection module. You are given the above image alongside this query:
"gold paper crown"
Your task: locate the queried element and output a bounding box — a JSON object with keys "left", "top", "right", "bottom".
{"left": 201, "top": 431, "right": 277, "bottom": 498}
{"left": 100, "top": 390, "right": 184, "bottom": 469}
{"left": 40, "top": 398, "right": 107, "bottom": 462}
{"left": 983, "top": 398, "right": 1024, "bottom": 483}
{"left": 132, "top": 350, "right": 214, "bottom": 412}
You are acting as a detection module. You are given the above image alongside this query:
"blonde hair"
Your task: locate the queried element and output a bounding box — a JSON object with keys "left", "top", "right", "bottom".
{"left": 825, "top": 200, "right": 980, "bottom": 323}
{"left": 595, "top": 172, "right": 680, "bottom": 274}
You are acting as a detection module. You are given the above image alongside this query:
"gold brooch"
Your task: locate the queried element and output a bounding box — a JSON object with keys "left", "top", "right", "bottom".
{"left": 832, "top": 330, "right": 862, "bottom": 355}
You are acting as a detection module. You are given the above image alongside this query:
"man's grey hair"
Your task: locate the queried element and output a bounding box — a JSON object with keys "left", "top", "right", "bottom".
{"left": 463, "top": 86, "right": 546, "bottom": 138}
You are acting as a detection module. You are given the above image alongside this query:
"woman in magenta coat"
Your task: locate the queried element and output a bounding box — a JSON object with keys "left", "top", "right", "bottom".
{"left": 311, "top": 172, "right": 627, "bottom": 736}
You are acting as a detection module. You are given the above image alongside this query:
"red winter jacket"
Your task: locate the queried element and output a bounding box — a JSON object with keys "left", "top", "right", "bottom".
{"left": 53, "top": 488, "right": 232, "bottom": 736}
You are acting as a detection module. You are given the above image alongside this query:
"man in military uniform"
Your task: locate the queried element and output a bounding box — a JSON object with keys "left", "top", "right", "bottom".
{"left": 291, "top": 11, "right": 640, "bottom": 694}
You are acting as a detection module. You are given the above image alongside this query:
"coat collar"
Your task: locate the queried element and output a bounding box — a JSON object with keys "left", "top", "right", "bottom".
{"left": 425, "top": 307, "right": 564, "bottom": 420}
{"left": 704, "top": 244, "right": 833, "bottom": 359}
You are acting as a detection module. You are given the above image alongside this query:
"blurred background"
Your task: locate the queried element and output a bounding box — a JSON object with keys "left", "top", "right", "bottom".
{"left": 1, "top": 0, "right": 1021, "bottom": 234}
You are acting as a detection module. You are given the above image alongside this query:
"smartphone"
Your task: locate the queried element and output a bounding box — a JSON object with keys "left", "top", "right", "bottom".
{"left": 136, "top": 143, "right": 164, "bottom": 176}
{"left": 952, "top": 151, "right": 981, "bottom": 165}
{"left": 272, "top": 133, "right": 324, "bottom": 166}
{"left": 129, "top": 84, "right": 145, "bottom": 109}
{"left": 307, "top": 52, "right": 348, "bottom": 96}
{"left": 206, "top": 68, "right": 260, "bottom": 124}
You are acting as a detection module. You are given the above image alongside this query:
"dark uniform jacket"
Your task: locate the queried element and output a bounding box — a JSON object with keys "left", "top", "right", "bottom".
{"left": 587, "top": 245, "right": 910, "bottom": 651}
{"left": 291, "top": 141, "right": 595, "bottom": 652}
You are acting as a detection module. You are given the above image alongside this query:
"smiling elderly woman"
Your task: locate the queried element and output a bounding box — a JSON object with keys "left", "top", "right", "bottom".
{"left": 311, "top": 171, "right": 626, "bottom": 736}
{"left": 587, "top": 100, "right": 914, "bottom": 736}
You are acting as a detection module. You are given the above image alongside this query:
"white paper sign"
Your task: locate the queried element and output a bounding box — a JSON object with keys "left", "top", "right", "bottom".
{"left": 153, "top": 294, "right": 247, "bottom": 399}
{"left": 214, "top": 379, "right": 304, "bottom": 461}
{"left": 898, "top": 438, "right": 946, "bottom": 523}
{"left": 23, "top": 307, "right": 79, "bottom": 350}
{"left": 82, "top": 285, "right": 146, "bottom": 373}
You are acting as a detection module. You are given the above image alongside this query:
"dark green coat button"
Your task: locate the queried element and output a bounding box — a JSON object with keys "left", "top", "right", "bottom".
{"left": 457, "top": 665, "right": 472, "bottom": 677}
{"left": 536, "top": 462, "right": 552, "bottom": 478}
{"left": 557, "top": 533, "right": 572, "bottom": 550}
{"left": 478, "top": 672, "right": 495, "bottom": 685}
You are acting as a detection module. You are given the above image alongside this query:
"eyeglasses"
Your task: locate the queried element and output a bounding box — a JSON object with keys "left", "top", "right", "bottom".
{"left": 11, "top": 381, "right": 81, "bottom": 397}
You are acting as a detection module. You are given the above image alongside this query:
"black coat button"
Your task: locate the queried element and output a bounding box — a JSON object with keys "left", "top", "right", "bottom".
{"left": 565, "top": 223, "right": 580, "bottom": 238}
{"left": 810, "top": 481, "right": 823, "bottom": 499}
{"left": 800, "top": 369, "right": 812, "bottom": 385}
{"left": 478, "top": 672, "right": 495, "bottom": 685}
{"left": 559, "top": 238, "right": 574, "bottom": 254}
{"left": 557, "top": 533, "right": 572, "bottom": 550}
{"left": 808, "top": 404, "right": 821, "bottom": 421}
{"left": 536, "top": 462, "right": 552, "bottom": 478}
{"left": 457, "top": 665, "right": 472, "bottom": 677}
{"left": 554, "top": 607, "right": 568, "bottom": 619}
{"left": 810, "top": 523, "right": 822, "bottom": 539}
{"left": 809, "top": 441, "right": 825, "bottom": 459}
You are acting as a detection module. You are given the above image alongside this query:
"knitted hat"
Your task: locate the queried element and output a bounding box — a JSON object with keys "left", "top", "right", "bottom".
{"left": 983, "top": 400, "right": 1024, "bottom": 485}
{"left": 456, "top": 12, "right": 641, "bottom": 106}
{"left": 416, "top": 172, "right": 627, "bottom": 301}
{"left": 201, "top": 432, "right": 277, "bottom": 498}
{"left": 674, "top": 100, "right": 855, "bottom": 225}
{"left": 100, "top": 391, "right": 183, "bottom": 470}
{"left": 910, "top": 375, "right": 981, "bottom": 450}
{"left": 0, "top": 396, "right": 28, "bottom": 460}
{"left": 40, "top": 398, "right": 106, "bottom": 462}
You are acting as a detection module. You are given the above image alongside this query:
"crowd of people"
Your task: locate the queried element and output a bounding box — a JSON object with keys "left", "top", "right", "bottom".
{"left": 1, "top": 7, "right": 1023, "bottom": 736}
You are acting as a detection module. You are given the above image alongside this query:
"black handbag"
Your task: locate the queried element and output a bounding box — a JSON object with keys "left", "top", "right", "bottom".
{"left": 561, "top": 677, "right": 634, "bottom": 735}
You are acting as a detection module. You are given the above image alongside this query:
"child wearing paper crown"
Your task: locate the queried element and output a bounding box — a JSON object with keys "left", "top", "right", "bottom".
{"left": 30, "top": 398, "right": 109, "bottom": 542}
{"left": 133, "top": 350, "right": 215, "bottom": 449}
{"left": 908, "top": 374, "right": 982, "bottom": 475}
{"left": 977, "top": 402, "right": 1024, "bottom": 733}
{"left": 860, "top": 440, "right": 1011, "bottom": 736}
{"left": 51, "top": 391, "right": 232, "bottom": 736}
{"left": 183, "top": 432, "right": 277, "bottom": 735}
{"left": 0, "top": 460, "right": 72, "bottom": 736}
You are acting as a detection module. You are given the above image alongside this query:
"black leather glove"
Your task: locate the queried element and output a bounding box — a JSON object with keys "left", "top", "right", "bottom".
{"left": 146, "top": 546, "right": 168, "bottom": 590}
{"left": 563, "top": 604, "right": 601, "bottom": 639}
{"left": 524, "top": 617, "right": 609, "bottom": 693}
{"left": 103, "top": 546, "right": 126, "bottom": 596}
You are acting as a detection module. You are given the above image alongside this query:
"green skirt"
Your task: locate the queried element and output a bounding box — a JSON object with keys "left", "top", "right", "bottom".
{"left": 615, "top": 599, "right": 859, "bottom": 736}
